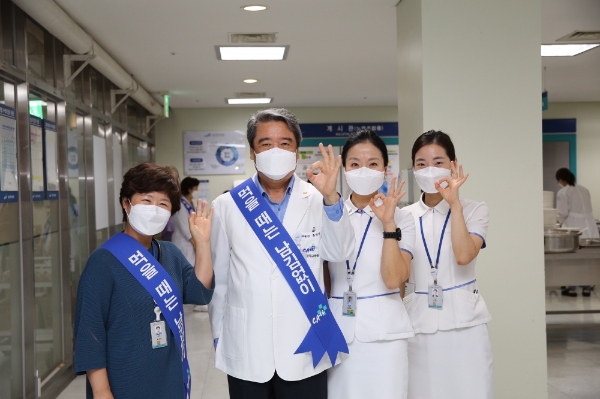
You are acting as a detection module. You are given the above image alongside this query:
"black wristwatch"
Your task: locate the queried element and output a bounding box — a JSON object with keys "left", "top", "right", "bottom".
{"left": 383, "top": 228, "right": 402, "bottom": 241}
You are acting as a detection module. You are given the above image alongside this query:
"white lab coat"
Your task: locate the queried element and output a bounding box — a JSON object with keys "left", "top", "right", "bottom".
{"left": 557, "top": 184, "right": 599, "bottom": 239}
{"left": 171, "top": 198, "right": 195, "bottom": 265}
{"left": 208, "top": 175, "right": 354, "bottom": 383}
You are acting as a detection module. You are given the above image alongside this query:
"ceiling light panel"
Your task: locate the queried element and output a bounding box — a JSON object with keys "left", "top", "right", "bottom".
{"left": 242, "top": 5, "right": 267, "bottom": 11}
{"left": 227, "top": 98, "right": 272, "bottom": 105}
{"left": 541, "top": 44, "right": 599, "bottom": 57}
{"left": 216, "top": 46, "right": 289, "bottom": 61}
{"left": 243, "top": 79, "right": 259, "bottom": 83}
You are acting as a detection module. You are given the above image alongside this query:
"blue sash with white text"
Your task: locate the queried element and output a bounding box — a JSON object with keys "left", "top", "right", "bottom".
{"left": 181, "top": 198, "right": 194, "bottom": 215}
{"left": 101, "top": 233, "right": 191, "bottom": 399}
{"left": 230, "top": 178, "right": 348, "bottom": 367}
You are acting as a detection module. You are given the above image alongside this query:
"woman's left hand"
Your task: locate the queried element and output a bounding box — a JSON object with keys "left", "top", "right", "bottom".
{"left": 189, "top": 199, "right": 213, "bottom": 245}
{"left": 435, "top": 161, "right": 469, "bottom": 208}
{"left": 370, "top": 177, "right": 406, "bottom": 226}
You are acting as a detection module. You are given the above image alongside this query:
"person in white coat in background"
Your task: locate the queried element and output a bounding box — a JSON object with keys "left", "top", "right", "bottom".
{"left": 209, "top": 108, "right": 354, "bottom": 399}
{"left": 403, "top": 130, "right": 493, "bottom": 399}
{"left": 172, "top": 176, "right": 207, "bottom": 311}
{"left": 326, "top": 129, "right": 415, "bottom": 399}
{"left": 556, "top": 167, "right": 599, "bottom": 297}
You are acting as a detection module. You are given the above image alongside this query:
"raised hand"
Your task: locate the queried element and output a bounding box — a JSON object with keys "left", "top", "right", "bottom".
{"left": 435, "top": 161, "right": 468, "bottom": 208}
{"left": 370, "top": 177, "right": 406, "bottom": 227}
{"left": 306, "top": 143, "right": 342, "bottom": 205}
{"left": 189, "top": 199, "right": 213, "bottom": 245}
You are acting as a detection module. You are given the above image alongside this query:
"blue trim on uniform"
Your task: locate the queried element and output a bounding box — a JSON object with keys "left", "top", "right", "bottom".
{"left": 415, "top": 279, "right": 477, "bottom": 294}
{"left": 331, "top": 291, "right": 400, "bottom": 300}
{"left": 469, "top": 232, "right": 487, "bottom": 249}
{"left": 400, "top": 248, "right": 413, "bottom": 259}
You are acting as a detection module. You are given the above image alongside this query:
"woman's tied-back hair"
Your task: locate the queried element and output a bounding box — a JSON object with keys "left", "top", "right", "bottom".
{"left": 119, "top": 163, "right": 182, "bottom": 222}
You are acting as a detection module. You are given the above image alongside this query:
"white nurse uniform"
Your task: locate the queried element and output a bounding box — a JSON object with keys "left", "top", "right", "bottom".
{"left": 403, "top": 195, "right": 493, "bottom": 399}
{"left": 327, "top": 198, "right": 415, "bottom": 399}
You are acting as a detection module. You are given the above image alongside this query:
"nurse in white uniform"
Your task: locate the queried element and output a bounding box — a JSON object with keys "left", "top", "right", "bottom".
{"left": 556, "top": 167, "right": 599, "bottom": 297}
{"left": 403, "top": 130, "right": 493, "bottom": 399}
{"left": 327, "top": 129, "right": 415, "bottom": 399}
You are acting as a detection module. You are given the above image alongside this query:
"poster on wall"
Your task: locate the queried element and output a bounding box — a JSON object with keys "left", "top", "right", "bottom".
{"left": 380, "top": 145, "right": 400, "bottom": 196}
{"left": 43, "top": 120, "right": 59, "bottom": 199}
{"left": 0, "top": 104, "right": 18, "bottom": 203}
{"left": 67, "top": 129, "right": 80, "bottom": 179}
{"left": 30, "top": 116, "right": 44, "bottom": 201}
{"left": 183, "top": 130, "right": 246, "bottom": 176}
{"left": 197, "top": 179, "right": 210, "bottom": 202}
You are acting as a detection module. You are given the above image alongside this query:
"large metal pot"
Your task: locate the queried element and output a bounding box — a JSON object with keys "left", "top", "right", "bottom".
{"left": 544, "top": 229, "right": 582, "bottom": 253}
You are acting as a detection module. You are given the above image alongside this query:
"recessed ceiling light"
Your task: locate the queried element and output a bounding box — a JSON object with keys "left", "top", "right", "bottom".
{"left": 242, "top": 5, "right": 267, "bottom": 11}
{"left": 227, "top": 98, "right": 272, "bottom": 105}
{"left": 216, "top": 46, "right": 289, "bottom": 61}
{"left": 243, "top": 79, "right": 259, "bottom": 84}
{"left": 541, "top": 44, "right": 599, "bottom": 57}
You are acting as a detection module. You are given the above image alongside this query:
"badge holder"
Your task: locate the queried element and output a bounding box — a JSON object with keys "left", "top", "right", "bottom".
{"left": 343, "top": 288, "right": 357, "bottom": 317}
{"left": 151, "top": 304, "right": 167, "bottom": 349}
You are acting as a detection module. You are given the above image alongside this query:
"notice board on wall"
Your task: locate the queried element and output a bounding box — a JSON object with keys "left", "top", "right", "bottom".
{"left": 183, "top": 130, "right": 246, "bottom": 176}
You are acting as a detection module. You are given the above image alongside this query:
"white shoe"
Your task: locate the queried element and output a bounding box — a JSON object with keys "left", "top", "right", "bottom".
{"left": 194, "top": 305, "right": 208, "bottom": 312}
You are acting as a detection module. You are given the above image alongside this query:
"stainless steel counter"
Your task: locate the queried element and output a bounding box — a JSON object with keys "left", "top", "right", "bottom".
{"left": 545, "top": 247, "right": 600, "bottom": 314}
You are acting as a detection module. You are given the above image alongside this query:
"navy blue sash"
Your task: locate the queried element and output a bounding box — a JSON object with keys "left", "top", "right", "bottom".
{"left": 181, "top": 198, "right": 194, "bottom": 215}
{"left": 102, "top": 233, "right": 191, "bottom": 399}
{"left": 230, "top": 178, "right": 348, "bottom": 367}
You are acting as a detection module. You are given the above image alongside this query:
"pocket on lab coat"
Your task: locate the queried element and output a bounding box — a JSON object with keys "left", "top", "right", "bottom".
{"left": 453, "top": 288, "right": 488, "bottom": 325}
{"left": 221, "top": 303, "right": 245, "bottom": 360}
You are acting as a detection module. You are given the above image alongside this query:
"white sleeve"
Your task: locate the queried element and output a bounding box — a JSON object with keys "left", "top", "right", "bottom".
{"left": 173, "top": 208, "right": 192, "bottom": 241}
{"left": 556, "top": 189, "right": 569, "bottom": 224}
{"left": 208, "top": 199, "right": 230, "bottom": 340}
{"left": 465, "top": 201, "right": 490, "bottom": 245}
{"left": 320, "top": 199, "right": 355, "bottom": 262}
{"left": 396, "top": 208, "right": 415, "bottom": 258}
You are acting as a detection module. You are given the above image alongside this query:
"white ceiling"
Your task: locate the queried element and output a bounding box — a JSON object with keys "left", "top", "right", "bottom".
{"left": 53, "top": 0, "right": 600, "bottom": 108}
{"left": 542, "top": 0, "right": 600, "bottom": 102}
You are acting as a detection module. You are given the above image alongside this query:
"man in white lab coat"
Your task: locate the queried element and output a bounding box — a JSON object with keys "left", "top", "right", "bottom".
{"left": 209, "top": 108, "right": 354, "bottom": 399}
{"left": 556, "top": 167, "right": 599, "bottom": 297}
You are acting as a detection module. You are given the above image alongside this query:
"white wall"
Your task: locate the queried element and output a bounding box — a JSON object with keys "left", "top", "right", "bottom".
{"left": 543, "top": 102, "right": 600, "bottom": 219}
{"left": 155, "top": 106, "right": 397, "bottom": 201}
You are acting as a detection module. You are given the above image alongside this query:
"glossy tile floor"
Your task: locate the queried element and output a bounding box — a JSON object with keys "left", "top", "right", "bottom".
{"left": 58, "top": 289, "right": 600, "bottom": 399}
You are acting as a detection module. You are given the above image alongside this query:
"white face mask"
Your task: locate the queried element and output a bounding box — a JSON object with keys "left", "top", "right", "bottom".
{"left": 414, "top": 166, "right": 452, "bottom": 194}
{"left": 344, "top": 167, "right": 385, "bottom": 196}
{"left": 126, "top": 200, "right": 172, "bottom": 236}
{"left": 255, "top": 147, "right": 297, "bottom": 181}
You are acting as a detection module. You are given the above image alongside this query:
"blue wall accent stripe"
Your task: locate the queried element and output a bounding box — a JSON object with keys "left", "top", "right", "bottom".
{"left": 542, "top": 118, "right": 576, "bottom": 133}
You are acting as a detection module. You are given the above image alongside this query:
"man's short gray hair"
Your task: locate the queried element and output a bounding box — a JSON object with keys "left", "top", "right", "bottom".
{"left": 247, "top": 108, "right": 302, "bottom": 150}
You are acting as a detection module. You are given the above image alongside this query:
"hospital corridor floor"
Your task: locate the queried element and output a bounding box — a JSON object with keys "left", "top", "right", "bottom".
{"left": 57, "top": 289, "right": 600, "bottom": 399}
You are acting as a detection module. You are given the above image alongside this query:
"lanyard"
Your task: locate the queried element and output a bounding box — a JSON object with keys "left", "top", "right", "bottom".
{"left": 346, "top": 214, "right": 373, "bottom": 291}
{"left": 419, "top": 210, "right": 451, "bottom": 285}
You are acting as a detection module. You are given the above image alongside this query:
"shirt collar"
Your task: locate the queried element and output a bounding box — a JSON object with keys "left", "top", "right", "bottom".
{"left": 345, "top": 194, "right": 375, "bottom": 217}
{"left": 416, "top": 192, "right": 450, "bottom": 217}
{"left": 253, "top": 173, "right": 295, "bottom": 198}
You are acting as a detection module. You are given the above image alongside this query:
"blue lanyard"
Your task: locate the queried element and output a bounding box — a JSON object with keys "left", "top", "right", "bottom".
{"left": 419, "top": 210, "right": 451, "bottom": 284}
{"left": 346, "top": 214, "right": 373, "bottom": 290}
{"left": 181, "top": 198, "right": 194, "bottom": 214}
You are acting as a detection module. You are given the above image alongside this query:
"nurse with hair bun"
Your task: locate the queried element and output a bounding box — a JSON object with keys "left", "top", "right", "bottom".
{"left": 403, "top": 130, "right": 493, "bottom": 399}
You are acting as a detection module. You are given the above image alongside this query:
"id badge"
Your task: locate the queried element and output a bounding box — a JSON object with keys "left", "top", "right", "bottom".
{"left": 151, "top": 321, "right": 168, "bottom": 349}
{"left": 405, "top": 282, "right": 415, "bottom": 296}
{"left": 428, "top": 284, "right": 443, "bottom": 309}
{"left": 342, "top": 291, "right": 357, "bottom": 317}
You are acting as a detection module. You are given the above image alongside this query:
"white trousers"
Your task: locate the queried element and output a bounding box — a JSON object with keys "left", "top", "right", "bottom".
{"left": 407, "top": 324, "right": 494, "bottom": 399}
{"left": 328, "top": 338, "right": 408, "bottom": 399}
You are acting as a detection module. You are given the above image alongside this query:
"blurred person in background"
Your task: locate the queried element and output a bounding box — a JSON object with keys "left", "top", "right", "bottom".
{"left": 556, "top": 167, "right": 599, "bottom": 297}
